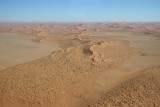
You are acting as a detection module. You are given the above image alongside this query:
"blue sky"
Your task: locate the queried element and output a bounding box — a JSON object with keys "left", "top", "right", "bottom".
{"left": 0, "top": 0, "right": 160, "bottom": 22}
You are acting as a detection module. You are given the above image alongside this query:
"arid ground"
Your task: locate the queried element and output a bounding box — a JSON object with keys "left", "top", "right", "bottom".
{"left": 0, "top": 22, "right": 160, "bottom": 107}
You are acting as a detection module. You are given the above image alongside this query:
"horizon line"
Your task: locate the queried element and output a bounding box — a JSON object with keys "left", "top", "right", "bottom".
{"left": 0, "top": 21, "right": 160, "bottom": 23}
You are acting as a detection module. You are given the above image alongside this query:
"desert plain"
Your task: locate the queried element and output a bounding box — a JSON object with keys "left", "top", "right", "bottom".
{"left": 0, "top": 22, "right": 160, "bottom": 107}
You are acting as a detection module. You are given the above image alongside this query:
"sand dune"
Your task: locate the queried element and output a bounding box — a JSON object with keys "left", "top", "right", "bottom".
{"left": 91, "top": 66, "right": 160, "bottom": 107}
{"left": 0, "top": 41, "right": 130, "bottom": 107}
{"left": 32, "top": 37, "right": 54, "bottom": 43}
{"left": 1, "top": 23, "right": 160, "bottom": 37}
{"left": 0, "top": 23, "right": 160, "bottom": 107}
{"left": 32, "top": 29, "right": 48, "bottom": 36}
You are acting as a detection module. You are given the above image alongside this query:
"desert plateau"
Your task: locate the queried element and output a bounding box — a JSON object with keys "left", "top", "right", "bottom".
{"left": 0, "top": 22, "right": 159, "bottom": 107}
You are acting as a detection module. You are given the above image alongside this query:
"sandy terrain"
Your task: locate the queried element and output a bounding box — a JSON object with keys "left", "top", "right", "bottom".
{"left": 91, "top": 66, "right": 160, "bottom": 107}
{"left": 0, "top": 33, "right": 60, "bottom": 70}
{"left": 0, "top": 22, "right": 160, "bottom": 107}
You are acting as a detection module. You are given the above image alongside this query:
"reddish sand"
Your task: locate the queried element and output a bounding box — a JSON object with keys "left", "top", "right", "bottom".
{"left": 0, "top": 22, "right": 160, "bottom": 107}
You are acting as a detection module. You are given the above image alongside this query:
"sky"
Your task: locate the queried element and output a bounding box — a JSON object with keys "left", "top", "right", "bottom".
{"left": 0, "top": 0, "right": 160, "bottom": 22}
